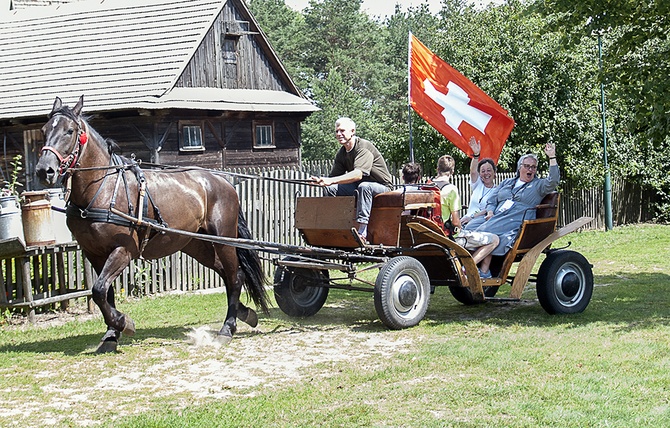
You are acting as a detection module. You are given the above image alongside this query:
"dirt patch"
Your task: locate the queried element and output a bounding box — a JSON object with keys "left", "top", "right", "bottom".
{"left": 1, "top": 306, "right": 414, "bottom": 427}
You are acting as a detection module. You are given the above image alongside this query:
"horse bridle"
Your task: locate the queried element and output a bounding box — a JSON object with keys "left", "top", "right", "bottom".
{"left": 40, "top": 111, "right": 89, "bottom": 176}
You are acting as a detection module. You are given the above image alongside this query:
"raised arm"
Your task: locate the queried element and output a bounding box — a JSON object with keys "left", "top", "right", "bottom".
{"left": 540, "top": 142, "right": 560, "bottom": 193}
{"left": 468, "top": 136, "right": 481, "bottom": 184}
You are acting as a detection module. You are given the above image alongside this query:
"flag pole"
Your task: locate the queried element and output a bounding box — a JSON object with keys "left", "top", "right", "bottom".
{"left": 407, "top": 32, "right": 414, "bottom": 163}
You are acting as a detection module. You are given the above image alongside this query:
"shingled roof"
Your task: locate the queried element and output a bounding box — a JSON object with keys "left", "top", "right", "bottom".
{"left": 0, "top": 0, "right": 317, "bottom": 121}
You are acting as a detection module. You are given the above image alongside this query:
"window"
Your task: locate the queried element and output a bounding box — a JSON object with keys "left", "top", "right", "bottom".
{"left": 253, "top": 122, "right": 274, "bottom": 148}
{"left": 179, "top": 122, "right": 204, "bottom": 152}
{"left": 222, "top": 37, "right": 237, "bottom": 64}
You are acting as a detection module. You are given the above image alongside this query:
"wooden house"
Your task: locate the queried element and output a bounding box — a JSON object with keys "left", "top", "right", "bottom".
{"left": 0, "top": 0, "right": 318, "bottom": 191}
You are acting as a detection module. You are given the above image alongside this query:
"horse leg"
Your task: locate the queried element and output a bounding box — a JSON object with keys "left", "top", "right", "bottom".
{"left": 217, "top": 247, "right": 244, "bottom": 340}
{"left": 182, "top": 240, "right": 247, "bottom": 340}
{"left": 237, "top": 303, "right": 258, "bottom": 328}
{"left": 88, "top": 247, "right": 135, "bottom": 353}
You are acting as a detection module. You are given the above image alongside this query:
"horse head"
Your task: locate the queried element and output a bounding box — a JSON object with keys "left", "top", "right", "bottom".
{"left": 36, "top": 95, "right": 90, "bottom": 186}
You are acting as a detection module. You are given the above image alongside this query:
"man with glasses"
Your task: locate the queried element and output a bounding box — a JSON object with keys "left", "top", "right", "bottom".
{"left": 467, "top": 142, "right": 560, "bottom": 278}
{"left": 311, "top": 117, "right": 393, "bottom": 242}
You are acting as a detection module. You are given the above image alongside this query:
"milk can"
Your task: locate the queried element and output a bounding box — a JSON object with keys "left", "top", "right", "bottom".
{"left": 0, "top": 195, "right": 25, "bottom": 242}
{"left": 21, "top": 190, "right": 56, "bottom": 247}
{"left": 47, "top": 188, "right": 73, "bottom": 244}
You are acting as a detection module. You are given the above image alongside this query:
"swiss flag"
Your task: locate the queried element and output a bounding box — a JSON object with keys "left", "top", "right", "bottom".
{"left": 409, "top": 33, "right": 514, "bottom": 162}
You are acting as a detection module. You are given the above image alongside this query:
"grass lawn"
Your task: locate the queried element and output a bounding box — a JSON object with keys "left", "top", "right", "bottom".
{"left": 0, "top": 223, "right": 668, "bottom": 427}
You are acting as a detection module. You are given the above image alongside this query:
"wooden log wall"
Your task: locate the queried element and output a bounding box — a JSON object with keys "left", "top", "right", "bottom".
{"left": 86, "top": 114, "right": 302, "bottom": 169}
{"left": 176, "top": 1, "right": 288, "bottom": 92}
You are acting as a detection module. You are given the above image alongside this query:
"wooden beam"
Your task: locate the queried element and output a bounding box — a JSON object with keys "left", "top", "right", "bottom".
{"left": 509, "top": 216, "right": 594, "bottom": 299}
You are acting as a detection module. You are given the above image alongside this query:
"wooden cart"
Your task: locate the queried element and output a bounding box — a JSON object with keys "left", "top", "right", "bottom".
{"left": 273, "top": 190, "right": 594, "bottom": 329}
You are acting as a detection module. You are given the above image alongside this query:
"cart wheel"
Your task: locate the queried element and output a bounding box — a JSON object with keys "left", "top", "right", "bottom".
{"left": 374, "top": 256, "right": 430, "bottom": 330}
{"left": 448, "top": 285, "right": 498, "bottom": 305}
{"left": 537, "top": 250, "right": 593, "bottom": 314}
{"left": 273, "top": 261, "right": 329, "bottom": 317}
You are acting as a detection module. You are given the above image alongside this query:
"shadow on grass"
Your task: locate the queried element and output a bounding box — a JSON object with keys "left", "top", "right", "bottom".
{"left": 3, "top": 272, "right": 667, "bottom": 355}
{"left": 0, "top": 324, "right": 192, "bottom": 356}
{"left": 266, "top": 272, "right": 670, "bottom": 333}
{"left": 422, "top": 272, "right": 670, "bottom": 330}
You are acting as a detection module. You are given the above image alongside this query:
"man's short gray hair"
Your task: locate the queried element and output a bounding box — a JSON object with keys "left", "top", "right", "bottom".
{"left": 516, "top": 153, "right": 538, "bottom": 172}
{"left": 336, "top": 117, "right": 356, "bottom": 131}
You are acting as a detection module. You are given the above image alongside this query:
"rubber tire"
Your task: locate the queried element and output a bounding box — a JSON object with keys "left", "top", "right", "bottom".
{"left": 449, "top": 285, "right": 499, "bottom": 305}
{"left": 273, "top": 261, "right": 329, "bottom": 318}
{"left": 374, "top": 256, "right": 430, "bottom": 330}
{"left": 537, "top": 250, "right": 593, "bottom": 314}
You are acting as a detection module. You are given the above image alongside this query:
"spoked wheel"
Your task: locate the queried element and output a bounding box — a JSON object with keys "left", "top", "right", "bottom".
{"left": 449, "top": 285, "right": 498, "bottom": 305}
{"left": 374, "top": 256, "right": 430, "bottom": 330}
{"left": 273, "top": 259, "right": 329, "bottom": 317}
{"left": 536, "top": 250, "right": 593, "bottom": 314}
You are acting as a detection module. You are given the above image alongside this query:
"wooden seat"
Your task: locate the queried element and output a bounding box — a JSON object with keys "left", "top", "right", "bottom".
{"left": 491, "top": 192, "right": 560, "bottom": 279}
{"left": 512, "top": 192, "right": 560, "bottom": 255}
{"left": 371, "top": 190, "right": 438, "bottom": 209}
{"left": 368, "top": 190, "right": 441, "bottom": 246}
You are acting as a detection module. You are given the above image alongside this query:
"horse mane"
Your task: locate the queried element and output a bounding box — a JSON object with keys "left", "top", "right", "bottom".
{"left": 105, "top": 138, "right": 122, "bottom": 156}
{"left": 50, "top": 105, "right": 126, "bottom": 158}
{"left": 49, "top": 106, "right": 90, "bottom": 123}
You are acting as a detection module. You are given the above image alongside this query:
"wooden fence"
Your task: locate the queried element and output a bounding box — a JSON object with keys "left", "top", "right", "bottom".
{"left": 1, "top": 161, "right": 656, "bottom": 315}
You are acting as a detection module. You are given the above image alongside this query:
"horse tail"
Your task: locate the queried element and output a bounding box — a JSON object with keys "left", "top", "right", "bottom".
{"left": 236, "top": 207, "right": 270, "bottom": 314}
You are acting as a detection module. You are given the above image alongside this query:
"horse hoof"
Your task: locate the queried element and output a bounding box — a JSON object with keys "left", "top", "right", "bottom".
{"left": 240, "top": 308, "right": 258, "bottom": 328}
{"left": 96, "top": 340, "right": 118, "bottom": 354}
{"left": 214, "top": 334, "right": 233, "bottom": 346}
{"left": 123, "top": 316, "right": 136, "bottom": 337}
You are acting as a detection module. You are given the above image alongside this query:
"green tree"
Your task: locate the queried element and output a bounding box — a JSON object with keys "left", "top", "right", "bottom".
{"left": 247, "top": 0, "right": 311, "bottom": 87}
{"left": 534, "top": 0, "right": 670, "bottom": 218}
{"left": 251, "top": 0, "right": 665, "bottom": 219}
{"left": 297, "top": 0, "right": 399, "bottom": 163}
{"left": 385, "top": 0, "right": 611, "bottom": 185}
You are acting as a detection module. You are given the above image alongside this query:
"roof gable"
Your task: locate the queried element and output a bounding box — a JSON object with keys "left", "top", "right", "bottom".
{"left": 0, "top": 0, "right": 315, "bottom": 120}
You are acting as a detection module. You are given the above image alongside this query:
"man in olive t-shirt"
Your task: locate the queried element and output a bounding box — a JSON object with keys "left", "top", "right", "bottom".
{"left": 311, "top": 117, "right": 392, "bottom": 240}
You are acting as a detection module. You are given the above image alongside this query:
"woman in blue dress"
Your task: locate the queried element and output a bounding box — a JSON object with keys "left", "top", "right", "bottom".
{"left": 471, "top": 142, "right": 560, "bottom": 278}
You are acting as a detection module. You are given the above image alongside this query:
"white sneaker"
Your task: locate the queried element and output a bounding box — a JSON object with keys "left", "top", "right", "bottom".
{"left": 479, "top": 269, "right": 492, "bottom": 279}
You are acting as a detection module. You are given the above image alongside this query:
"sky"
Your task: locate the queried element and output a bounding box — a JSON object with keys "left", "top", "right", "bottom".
{"left": 283, "top": 0, "right": 501, "bottom": 17}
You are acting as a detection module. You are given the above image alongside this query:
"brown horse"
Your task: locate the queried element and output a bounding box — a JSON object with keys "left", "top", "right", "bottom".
{"left": 36, "top": 96, "right": 269, "bottom": 352}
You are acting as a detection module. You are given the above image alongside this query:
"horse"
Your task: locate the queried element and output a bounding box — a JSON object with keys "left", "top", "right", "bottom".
{"left": 36, "top": 95, "right": 269, "bottom": 352}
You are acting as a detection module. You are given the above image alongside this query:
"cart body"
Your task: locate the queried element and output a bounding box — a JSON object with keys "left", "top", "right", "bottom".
{"left": 273, "top": 189, "right": 594, "bottom": 329}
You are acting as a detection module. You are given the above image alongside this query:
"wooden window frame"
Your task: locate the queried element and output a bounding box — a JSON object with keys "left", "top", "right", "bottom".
{"left": 179, "top": 121, "right": 205, "bottom": 152}
{"left": 253, "top": 121, "right": 275, "bottom": 149}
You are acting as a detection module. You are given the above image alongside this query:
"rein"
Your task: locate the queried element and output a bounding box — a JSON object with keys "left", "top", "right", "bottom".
{"left": 64, "top": 162, "right": 321, "bottom": 187}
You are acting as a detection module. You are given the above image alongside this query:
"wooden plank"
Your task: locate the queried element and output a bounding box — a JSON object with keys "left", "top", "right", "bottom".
{"left": 20, "top": 256, "right": 35, "bottom": 322}
{"left": 0, "top": 259, "right": 7, "bottom": 304}
{"left": 0, "top": 289, "right": 92, "bottom": 309}
{"left": 57, "top": 252, "right": 67, "bottom": 310}
{"left": 368, "top": 207, "right": 402, "bottom": 246}
{"left": 406, "top": 222, "right": 484, "bottom": 302}
{"left": 509, "top": 216, "right": 594, "bottom": 299}
{"left": 295, "top": 197, "right": 356, "bottom": 231}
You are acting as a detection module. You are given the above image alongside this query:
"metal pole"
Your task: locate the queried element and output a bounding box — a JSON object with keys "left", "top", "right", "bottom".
{"left": 408, "top": 104, "right": 414, "bottom": 163}
{"left": 598, "top": 32, "right": 613, "bottom": 230}
{"left": 407, "top": 32, "right": 415, "bottom": 163}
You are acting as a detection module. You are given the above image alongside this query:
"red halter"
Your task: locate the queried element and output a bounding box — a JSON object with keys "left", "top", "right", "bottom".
{"left": 40, "top": 119, "right": 88, "bottom": 176}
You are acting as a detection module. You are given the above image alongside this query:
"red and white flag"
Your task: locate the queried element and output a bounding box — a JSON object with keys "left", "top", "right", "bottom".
{"left": 409, "top": 33, "right": 514, "bottom": 162}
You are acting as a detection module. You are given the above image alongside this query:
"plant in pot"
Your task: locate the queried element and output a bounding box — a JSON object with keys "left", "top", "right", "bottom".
{"left": 2, "top": 154, "right": 24, "bottom": 197}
